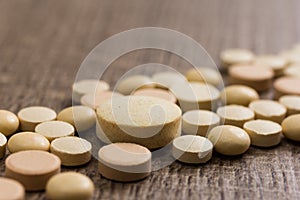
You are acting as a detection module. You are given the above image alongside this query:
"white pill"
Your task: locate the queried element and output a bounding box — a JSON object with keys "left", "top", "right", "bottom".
{"left": 116, "top": 75, "right": 154, "bottom": 95}
{"left": 279, "top": 95, "right": 300, "bottom": 116}
{"left": 0, "top": 132, "right": 7, "bottom": 159}
{"left": 152, "top": 72, "right": 187, "bottom": 89}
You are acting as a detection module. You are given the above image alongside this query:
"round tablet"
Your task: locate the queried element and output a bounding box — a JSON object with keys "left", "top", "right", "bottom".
{"left": 98, "top": 143, "right": 151, "bottom": 182}
{"left": 35, "top": 121, "right": 75, "bottom": 142}
{"left": 152, "top": 72, "right": 187, "bottom": 89}
{"left": 243, "top": 120, "right": 282, "bottom": 147}
{"left": 207, "top": 125, "right": 250, "bottom": 156}
{"left": 229, "top": 64, "right": 274, "bottom": 91}
{"left": 185, "top": 67, "right": 222, "bottom": 86}
{"left": 5, "top": 150, "right": 61, "bottom": 191}
{"left": 17, "top": 106, "right": 57, "bottom": 132}
{"left": 80, "top": 91, "right": 123, "bottom": 109}
{"left": 220, "top": 49, "right": 254, "bottom": 68}
{"left": 0, "top": 132, "right": 7, "bottom": 159}
{"left": 282, "top": 114, "right": 300, "bottom": 141}
{"left": 284, "top": 63, "right": 300, "bottom": 78}
{"left": 0, "top": 177, "right": 25, "bottom": 200}
{"left": 279, "top": 50, "right": 300, "bottom": 64}
{"left": 50, "top": 136, "right": 92, "bottom": 166}
{"left": 182, "top": 110, "right": 220, "bottom": 136}
{"left": 220, "top": 85, "right": 259, "bottom": 106}
{"left": 116, "top": 75, "right": 154, "bottom": 95}
{"left": 72, "top": 79, "right": 109, "bottom": 103}
{"left": 170, "top": 82, "right": 220, "bottom": 112}
{"left": 8, "top": 132, "right": 50, "bottom": 153}
{"left": 96, "top": 96, "right": 182, "bottom": 149}
{"left": 274, "top": 76, "right": 300, "bottom": 99}
{"left": 253, "top": 55, "right": 287, "bottom": 76}
{"left": 249, "top": 100, "right": 287, "bottom": 123}
{"left": 57, "top": 106, "right": 96, "bottom": 132}
{"left": 217, "top": 105, "right": 255, "bottom": 128}
{"left": 46, "top": 172, "right": 94, "bottom": 200}
{"left": 279, "top": 95, "right": 300, "bottom": 116}
{"left": 133, "top": 88, "right": 177, "bottom": 103}
{"left": 0, "top": 110, "right": 19, "bottom": 136}
{"left": 172, "top": 135, "right": 213, "bottom": 164}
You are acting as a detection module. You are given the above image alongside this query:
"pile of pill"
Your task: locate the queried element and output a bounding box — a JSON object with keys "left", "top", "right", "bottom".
{"left": 1, "top": 44, "right": 300, "bottom": 200}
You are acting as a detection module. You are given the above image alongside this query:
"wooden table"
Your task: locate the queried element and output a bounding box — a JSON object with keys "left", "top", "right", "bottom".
{"left": 1, "top": 0, "right": 300, "bottom": 199}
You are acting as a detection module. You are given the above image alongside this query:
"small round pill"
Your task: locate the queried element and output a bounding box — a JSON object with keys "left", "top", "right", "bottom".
{"left": 279, "top": 50, "right": 300, "bottom": 64}
{"left": 274, "top": 76, "right": 300, "bottom": 99}
{"left": 98, "top": 143, "right": 151, "bottom": 182}
{"left": 0, "top": 132, "right": 7, "bottom": 159}
{"left": 279, "top": 95, "right": 300, "bottom": 116}
{"left": 282, "top": 114, "right": 300, "bottom": 141}
{"left": 8, "top": 132, "right": 50, "bottom": 153}
{"left": 133, "top": 88, "right": 177, "bottom": 103}
{"left": 80, "top": 91, "right": 123, "bottom": 109}
{"left": 220, "top": 85, "right": 259, "bottom": 106}
{"left": 116, "top": 75, "right": 154, "bottom": 95}
{"left": 243, "top": 120, "right": 282, "bottom": 147}
{"left": 220, "top": 48, "right": 254, "bottom": 68}
{"left": 152, "top": 72, "right": 187, "bottom": 89}
{"left": 185, "top": 67, "right": 222, "bottom": 86}
{"left": 17, "top": 106, "right": 57, "bottom": 132}
{"left": 46, "top": 172, "right": 94, "bottom": 200}
{"left": 0, "top": 110, "right": 19, "bottom": 136}
{"left": 0, "top": 177, "right": 25, "bottom": 200}
{"left": 253, "top": 55, "right": 287, "bottom": 76}
{"left": 284, "top": 63, "right": 300, "bottom": 78}
{"left": 207, "top": 125, "right": 250, "bottom": 156}
{"left": 172, "top": 135, "right": 213, "bottom": 164}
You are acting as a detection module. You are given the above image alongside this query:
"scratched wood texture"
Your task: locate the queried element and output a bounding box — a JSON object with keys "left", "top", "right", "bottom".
{"left": 1, "top": 0, "right": 300, "bottom": 199}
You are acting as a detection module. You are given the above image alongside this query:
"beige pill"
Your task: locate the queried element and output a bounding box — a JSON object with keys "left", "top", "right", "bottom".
{"left": 50, "top": 136, "right": 92, "bottom": 166}
{"left": 0, "top": 110, "right": 19, "bottom": 136}
{"left": 8, "top": 132, "right": 50, "bottom": 153}
{"left": 217, "top": 105, "right": 255, "bottom": 128}
{"left": 207, "top": 125, "right": 250, "bottom": 156}
{"left": 116, "top": 75, "right": 154, "bottom": 95}
{"left": 5, "top": 150, "right": 61, "bottom": 191}
{"left": 249, "top": 100, "right": 287, "bottom": 123}
{"left": 0, "top": 132, "right": 7, "bottom": 159}
{"left": 152, "top": 72, "right": 187, "bottom": 89}
{"left": 133, "top": 88, "right": 177, "bottom": 103}
{"left": 274, "top": 76, "right": 300, "bottom": 99}
{"left": 96, "top": 96, "right": 181, "bottom": 149}
{"left": 0, "top": 177, "right": 25, "bottom": 200}
{"left": 284, "top": 63, "right": 300, "bottom": 78}
{"left": 243, "top": 120, "right": 282, "bottom": 147}
{"left": 282, "top": 114, "right": 300, "bottom": 141}
{"left": 279, "top": 50, "right": 300, "bottom": 64}
{"left": 185, "top": 67, "right": 222, "bottom": 86}
{"left": 172, "top": 135, "right": 213, "bottom": 164}
{"left": 98, "top": 143, "right": 151, "bottom": 182}
{"left": 229, "top": 64, "right": 274, "bottom": 91}
{"left": 46, "top": 172, "right": 94, "bottom": 200}
{"left": 279, "top": 95, "right": 300, "bottom": 116}
{"left": 220, "top": 85, "right": 259, "bottom": 106}
{"left": 253, "top": 55, "right": 287, "bottom": 76}
{"left": 17, "top": 106, "right": 56, "bottom": 132}
{"left": 182, "top": 110, "right": 220, "bottom": 136}
{"left": 80, "top": 91, "right": 123, "bottom": 109}
{"left": 72, "top": 79, "right": 109, "bottom": 103}
{"left": 170, "top": 82, "right": 220, "bottom": 112}
{"left": 57, "top": 106, "right": 96, "bottom": 132}
{"left": 220, "top": 48, "right": 255, "bottom": 68}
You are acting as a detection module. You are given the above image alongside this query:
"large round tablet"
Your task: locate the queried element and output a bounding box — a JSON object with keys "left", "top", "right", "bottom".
{"left": 282, "top": 114, "right": 300, "bottom": 141}
{"left": 5, "top": 150, "right": 61, "bottom": 191}
{"left": 0, "top": 177, "right": 25, "bottom": 200}
{"left": 220, "top": 85, "right": 259, "bottom": 106}
{"left": 80, "top": 91, "right": 123, "bottom": 109}
{"left": 284, "top": 63, "right": 300, "bottom": 78}
{"left": 0, "top": 110, "right": 19, "bottom": 136}
{"left": 254, "top": 55, "right": 287, "bottom": 76}
{"left": 185, "top": 67, "right": 222, "bottom": 86}
{"left": 220, "top": 49, "right": 254, "bottom": 68}
{"left": 98, "top": 143, "right": 151, "bottom": 182}
{"left": 133, "top": 88, "right": 177, "bottom": 103}
{"left": 116, "top": 75, "right": 154, "bottom": 95}
{"left": 152, "top": 72, "right": 187, "bottom": 89}
{"left": 0, "top": 132, "right": 7, "bottom": 159}
{"left": 279, "top": 95, "right": 300, "bottom": 116}
{"left": 96, "top": 96, "right": 182, "bottom": 149}
{"left": 274, "top": 76, "right": 300, "bottom": 99}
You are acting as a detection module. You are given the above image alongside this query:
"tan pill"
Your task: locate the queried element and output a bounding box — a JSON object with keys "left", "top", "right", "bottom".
{"left": 152, "top": 72, "right": 187, "bottom": 89}
{"left": 279, "top": 95, "right": 300, "bottom": 116}
{"left": 217, "top": 105, "right": 255, "bottom": 128}
{"left": 57, "top": 106, "right": 96, "bottom": 132}
{"left": 207, "top": 125, "right": 250, "bottom": 156}
{"left": 8, "top": 132, "right": 50, "bottom": 153}
{"left": 172, "top": 135, "right": 213, "bottom": 164}
{"left": 185, "top": 67, "right": 222, "bottom": 86}
{"left": 284, "top": 63, "right": 300, "bottom": 78}
{"left": 80, "top": 91, "right": 123, "bottom": 109}
{"left": 17, "top": 106, "right": 57, "bottom": 132}
{"left": 46, "top": 172, "right": 94, "bottom": 200}
{"left": 243, "top": 120, "right": 282, "bottom": 147}
{"left": 249, "top": 100, "right": 287, "bottom": 123}
{"left": 220, "top": 85, "right": 259, "bottom": 106}
{"left": 274, "top": 76, "right": 300, "bottom": 99}
{"left": 133, "top": 88, "right": 177, "bottom": 103}
{"left": 220, "top": 48, "right": 255, "bottom": 68}
{"left": 0, "top": 132, "right": 7, "bottom": 159}
{"left": 253, "top": 55, "right": 287, "bottom": 76}
{"left": 5, "top": 150, "right": 61, "bottom": 191}
{"left": 182, "top": 110, "right": 220, "bottom": 136}
{"left": 0, "top": 177, "right": 25, "bottom": 200}
{"left": 116, "top": 75, "right": 154, "bottom": 95}
{"left": 282, "top": 114, "right": 300, "bottom": 141}
{"left": 50, "top": 136, "right": 92, "bottom": 166}
{"left": 0, "top": 110, "right": 19, "bottom": 136}
{"left": 98, "top": 143, "right": 151, "bottom": 182}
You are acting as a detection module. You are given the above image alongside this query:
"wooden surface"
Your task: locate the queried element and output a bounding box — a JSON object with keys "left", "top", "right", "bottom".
{"left": 1, "top": 0, "right": 300, "bottom": 199}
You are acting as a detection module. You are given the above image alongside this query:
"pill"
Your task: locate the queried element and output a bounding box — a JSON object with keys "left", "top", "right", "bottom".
{"left": 283, "top": 63, "right": 300, "bottom": 78}
{"left": 57, "top": 106, "right": 96, "bottom": 132}
{"left": 220, "top": 85, "right": 259, "bottom": 106}
{"left": 220, "top": 48, "right": 255, "bottom": 68}
{"left": 0, "top": 132, "right": 7, "bottom": 159}
{"left": 282, "top": 114, "right": 300, "bottom": 141}
{"left": 207, "top": 125, "right": 250, "bottom": 156}
{"left": 17, "top": 106, "right": 57, "bottom": 132}
{"left": 172, "top": 135, "right": 213, "bottom": 164}
{"left": 80, "top": 91, "right": 123, "bottom": 109}
{"left": 132, "top": 88, "right": 177, "bottom": 103}
{"left": 46, "top": 172, "right": 94, "bottom": 200}
{"left": 185, "top": 67, "right": 222, "bottom": 86}
{"left": 279, "top": 50, "right": 300, "bottom": 64}
{"left": 152, "top": 72, "right": 187, "bottom": 89}
{"left": 98, "top": 143, "right": 151, "bottom": 182}
{"left": 217, "top": 105, "right": 255, "bottom": 128}
{"left": 96, "top": 96, "right": 181, "bottom": 149}
{"left": 273, "top": 76, "right": 300, "bottom": 99}
{"left": 253, "top": 55, "right": 287, "bottom": 76}
{"left": 0, "top": 177, "right": 25, "bottom": 200}
{"left": 72, "top": 79, "right": 109, "bottom": 103}
{"left": 170, "top": 82, "right": 220, "bottom": 112}
{"left": 116, "top": 75, "right": 154, "bottom": 95}
{"left": 249, "top": 100, "right": 287, "bottom": 123}
{"left": 229, "top": 64, "right": 274, "bottom": 91}
{"left": 8, "top": 132, "right": 50, "bottom": 153}
{"left": 279, "top": 95, "right": 300, "bottom": 116}
{"left": 5, "top": 150, "right": 61, "bottom": 191}
{"left": 243, "top": 120, "right": 282, "bottom": 147}
{"left": 50, "top": 136, "right": 92, "bottom": 166}
{"left": 0, "top": 110, "right": 19, "bottom": 136}
{"left": 182, "top": 110, "right": 220, "bottom": 136}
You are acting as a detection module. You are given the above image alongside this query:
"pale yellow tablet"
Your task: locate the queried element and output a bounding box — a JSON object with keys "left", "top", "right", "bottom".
{"left": 254, "top": 55, "right": 287, "bottom": 76}
{"left": 282, "top": 114, "right": 300, "bottom": 141}
{"left": 279, "top": 95, "right": 300, "bottom": 116}
{"left": 133, "top": 88, "right": 177, "bottom": 103}
{"left": 0, "top": 132, "right": 7, "bottom": 159}
{"left": 152, "top": 72, "right": 187, "bottom": 89}
{"left": 0, "top": 110, "right": 19, "bottom": 136}
{"left": 80, "top": 91, "right": 123, "bottom": 109}
{"left": 283, "top": 63, "right": 300, "bottom": 78}
{"left": 220, "top": 48, "right": 254, "bottom": 68}
{"left": 220, "top": 85, "right": 259, "bottom": 106}
{"left": 185, "top": 67, "right": 222, "bottom": 86}
{"left": 116, "top": 75, "right": 154, "bottom": 95}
